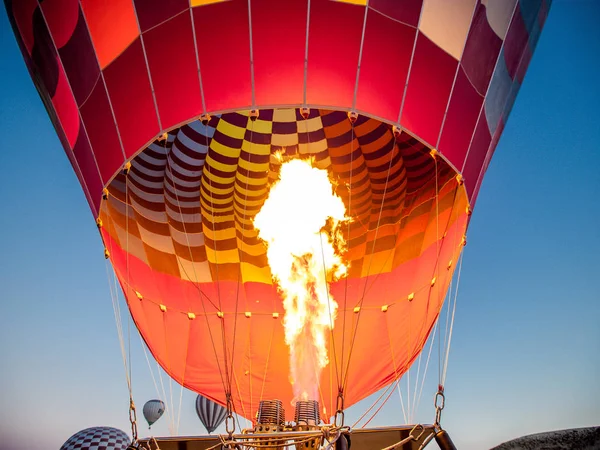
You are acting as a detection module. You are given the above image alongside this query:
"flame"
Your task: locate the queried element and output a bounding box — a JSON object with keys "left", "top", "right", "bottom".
{"left": 254, "top": 157, "right": 349, "bottom": 404}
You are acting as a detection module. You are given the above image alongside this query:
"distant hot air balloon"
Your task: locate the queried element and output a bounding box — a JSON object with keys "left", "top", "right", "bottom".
{"left": 196, "top": 395, "right": 227, "bottom": 434}
{"left": 142, "top": 399, "right": 165, "bottom": 428}
{"left": 5, "top": 0, "right": 551, "bottom": 428}
{"left": 60, "top": 427, "right": 130, "bottom": 450}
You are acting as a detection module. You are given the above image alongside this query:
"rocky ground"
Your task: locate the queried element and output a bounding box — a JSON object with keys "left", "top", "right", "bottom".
{"left": 491, "top": 427, "right": 600, "bottom": 450}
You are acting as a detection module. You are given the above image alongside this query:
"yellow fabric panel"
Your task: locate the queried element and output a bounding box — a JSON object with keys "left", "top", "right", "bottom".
{"left": 361, "top": 249, "right": 395, "bottom": 277}
{"left": 205, "top": 247, "right": 240, "bottom": 264}
{"left": 191, "top": 0, "right": 228, "bottom": 6}
{"left": 201, "top": 168, "right": 235, "bottom": 185}
{"left": 240, "top": 262, "right": 272, "bottom": 284}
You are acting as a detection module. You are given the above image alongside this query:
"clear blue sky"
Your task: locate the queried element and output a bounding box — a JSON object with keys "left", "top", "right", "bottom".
{"left": 0, "top": 2, "right": 598, "bottom": 449}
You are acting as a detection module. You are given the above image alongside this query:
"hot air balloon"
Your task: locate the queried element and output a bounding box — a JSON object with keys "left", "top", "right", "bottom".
{"left": 196, "top": 394, "right": 228, "bottom": 434}
{"left": 5, "top": 0, "right": 551, "bottom": 448}
{"left": 60, "top": 427, "right": 130, "bottom": 450}
{"left": 143, "top": 399, "right": 165, "bottom": 428}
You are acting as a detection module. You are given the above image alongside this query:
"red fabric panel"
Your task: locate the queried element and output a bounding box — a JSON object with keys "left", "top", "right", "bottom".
{"left": 401, "top": 33, "right": 457, "bottom": 146}
{"left": 306, "top": 0, "right": 364, "bottom": 108}
{"left": 103, "top": 38, "right": 160, "bottom": 158}
{"left": 80, "top": 79, "right": 124, "bottom": 184}
{"left": 503, "top": 2, "right": 529, "bottom": 80}
{"left": 463, "top": 110, "right": 491, "bottom": 198}
{"left": 438, "top": 67, "right": 483, "bottom": 171}
{"left": 193, "top": 0, "right": 252, "bottom": 112}
{"left": 52, "top": 63, "right": 80, "bottom": 149}
{"left": 80, "top": 0, "right": 139, "bottom": 69}
{"left": 355, "top": 9, "right": 415, "bottom": 122}
{"left": 369, "top": 0, "right": 422, "bottom": 27}
{"left": 72, "top": 120, "right": 103, "bottom": 214}
{"left": 10, "top": 0, "right": 38, "bottom": 55}
{"left": 460, "top": 3, "right": 502, "bottom": 96}
{"left": 133, "top": 0, "right": 188, "bottom": 32}
{"left": 40, "top": 0, "right": 79, "bottom": 49}
{"left": 252, "top": 0, "right": 306, "bottom": 106}
{"left": 106, "top": 210, "right": 467, "bottom": 420}
{"left": 144, "top": 12, "right": 203, "bottom": 130}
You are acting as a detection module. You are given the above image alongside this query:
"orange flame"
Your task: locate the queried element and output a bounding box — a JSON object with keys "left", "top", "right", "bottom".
{"left": 254, "top": 158, "right": 349, "bottom": 404}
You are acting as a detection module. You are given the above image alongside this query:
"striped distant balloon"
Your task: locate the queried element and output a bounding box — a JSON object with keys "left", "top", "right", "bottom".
{"left": 60, "top": 427, "right": 130, "bottom": 450}
{"left": 142, "top": 399, "right": 165, "bottom": 428}
{"left": 195, "top": 395, "right": 227, "bottom": 434}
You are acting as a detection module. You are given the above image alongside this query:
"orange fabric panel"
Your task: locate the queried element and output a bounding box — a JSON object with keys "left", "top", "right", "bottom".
{"left": 80, "top": 0, "right": 138, "bottom": 69}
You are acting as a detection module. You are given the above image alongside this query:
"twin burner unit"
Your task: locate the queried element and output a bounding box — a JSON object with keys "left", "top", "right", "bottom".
{"left": 256, "top": 399, "right": 320, "bottom": 429}
{"left": 252, "top": 399, "right": 347, "bottom": 449}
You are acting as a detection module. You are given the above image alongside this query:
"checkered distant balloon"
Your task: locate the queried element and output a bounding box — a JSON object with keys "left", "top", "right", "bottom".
{"left": 60, "top": 427, "right": 130, "bottom": 450}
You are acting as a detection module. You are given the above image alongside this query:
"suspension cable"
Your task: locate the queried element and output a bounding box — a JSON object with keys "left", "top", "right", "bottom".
{"left": 341, "top": 117, "right": 355, "bottom": 394}
{"left": 139, "top": 334, "right": 175, "bottom": 435}
{"left": 342, "top": 126, "right": 398, "bottom": 395}
{"left": 229, "top": 114, "right": 256, "bottom": 424}
{"left": 442, "top": 251, "right": 464, "bottom": 386}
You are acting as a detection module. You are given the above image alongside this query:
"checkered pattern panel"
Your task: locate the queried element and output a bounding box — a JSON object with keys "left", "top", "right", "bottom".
{"left": 60, "top": 427, "right": 130, "bottom": 450}
{"left": 101, "top": 108, "right": 458, "bottom": 283}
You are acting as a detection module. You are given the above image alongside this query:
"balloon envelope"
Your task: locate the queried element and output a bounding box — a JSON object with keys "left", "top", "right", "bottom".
{"left": 5, "top": 0, "right": 551, "bottom": 421}
{"left": 196, "top": 394, "right": 228, "bottom": 434}
{"left": 60, "top": 427, "right": 130, "bottom": 450}
{"left": 143, "top": 399, "right": 165, "bottom": 427}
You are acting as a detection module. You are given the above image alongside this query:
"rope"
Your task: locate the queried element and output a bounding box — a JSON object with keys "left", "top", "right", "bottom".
{"left": 139, "top": 333, "right": 175, "bottom": 435}
{"left": 164, "top": 134, "right": 229, "bottom": 399}
{"left": 352, "top": 379, "right": 397, "bottom": 428}
{"left": 125, "top": 167, "right": 134, "bottom": 399}
{"left": 258, "top": 315, "right": 275, "bottom": 404}
{"left": 200, "top": 119, "right": 234, "bottom": 426}
{"left": 341, "top": 119, "right": 355, "bottom": 392}
{"left": 342, "top": 128, "right": 398, "bottom": 394}
{"left": 320, "top": 231, "right": 341, "bottom": 391}
{"left": 442, "top": 251, "right": 464, "bottom": 386}
{"left": 231, "top": 115, "right": 256, "bottom": 425}
{"left": 105, "top": 261, "right": 132, "bottom": 393}
{"left": 175, "top": 319, "right": 193, "bottom": 435}
{"left": 432, "top": 156, "right": 442, "bottom": 391}
{"left": 415, "top": 319, "right": 439, "bottom": 419}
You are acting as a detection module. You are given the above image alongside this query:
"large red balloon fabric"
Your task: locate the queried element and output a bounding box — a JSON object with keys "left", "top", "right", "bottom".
{"left": 5, "top": 0, "right": 550, "bottom": 421}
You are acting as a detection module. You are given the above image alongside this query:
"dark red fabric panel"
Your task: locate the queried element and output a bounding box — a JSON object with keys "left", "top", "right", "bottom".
{"left": 80, "top": 79, "right": 124, "bottom": 184}
{"left": 306, "top": 0, "right": 363, "bottom": 107}
{"left": 58, "top": 7, "right": 100, "bottom": 106}
{"left": 193, "top": 0, "right": 252, "bottom": 112}
{"left": 72, "top": 119, "right": 103, "bottom": 214}
{"left": 252, "top": 0, "right": 306, "bottom": 106}
{"left": 503, "top": 3, "right": 529, "bottom": 80}
{"left": 134, "top": 0, "right": 188, "bottom": 32}
{"left": 355, "top": 9, "right": 415, "bottom": 123}
{"left": 144, "top": 12, "right": 203, "bottom": 130}
{"left": 11, "top": 0, "right": 40, "bottom": 55}
{"left": 461, "top": 3, "right": 502, "bottom": 96}
{"left": 103, "top": 38, "right": 159, "bottom": 158}
{"left": 401, "top": 33, "right": 457, "bottom": 146}
{"left": 41, "top": 0, "right": 79, "bottom": 49}
{"left": 463, "top": 110, "right": 491, "bottom": 198}
{"left": 31, "top": 7, "right": 59, "bottom": 98}
{"left": 438, "top": 67, "right": 483, "bottom": 171}
{"left": 369, "top": 0, "right": 422, "bottom": 27}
